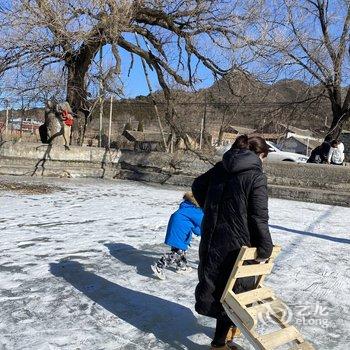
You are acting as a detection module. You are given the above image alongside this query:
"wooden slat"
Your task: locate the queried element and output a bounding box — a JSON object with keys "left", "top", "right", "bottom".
{"left": 222, "top": 303, "right": 267, "bottom": 350}
{"left": 235, "top": 263, "right": 274, "bottom": 278}
{"left": 270, "top": 245, "right": 282, "bottom": 259}
{"left": 240, "top": 247, "right": 258, "bottom": 260}
{"left": 235, "top": 287, "right": 274, "bottom": 305}
{"left": 223, "top": 292, "right": 256, "bottom": 330}
{"left": 255, "top": 246, "right": 282, "bottom": 287}
{"left": 240, "top": 245, "right": 282, "bottom": 261}
{"left": 247, "top": 299, "right": 286, "bottom": 320}
{"left": 258, "top": 326, "right": 300, "bottom": 349}
{"left": 289, "top": 342, "right": 315, "bottom": 350}
{"left": 220, "top": 247, "right": 247, "bottom": 303}
{"left": 219, "top": 245, "right": 313, "bottom": 350}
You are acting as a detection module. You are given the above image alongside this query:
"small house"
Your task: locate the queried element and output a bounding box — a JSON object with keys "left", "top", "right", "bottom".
{"left": 122, "top": 129, "right": 170, "bottom": 152}
{"left": 186, "top": 131, "right": 213, "bottom": 149}
{"left": 211, "top": 125, "right": 255, "bottom": 146}
{"left": 278, "top": 136, "right": 320, "bottom": 156}
{"left": 254, "top": 121, "right": 319, "bottom": 140}
{"left": 249, "top": 132, "right": 285, "bottom": 143}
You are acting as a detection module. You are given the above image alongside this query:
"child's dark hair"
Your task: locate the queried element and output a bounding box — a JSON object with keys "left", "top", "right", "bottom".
{"left": 331, "top": 139, "right": 340, "bottom": 147}
{"left": 231, "top": 135, "right": 269, "bottom": 158}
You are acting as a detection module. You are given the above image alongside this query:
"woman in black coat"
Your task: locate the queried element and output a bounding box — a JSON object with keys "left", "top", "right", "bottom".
{"left": 192, "top": 135, "right": 273, "bottom": 349}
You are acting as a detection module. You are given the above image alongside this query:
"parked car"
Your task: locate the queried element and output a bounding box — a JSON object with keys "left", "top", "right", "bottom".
{"left": 216, "top": 141, "right": 309, "bottom": 163}
{"left": 266, "top": 141, "right": 309, "bottom": 163}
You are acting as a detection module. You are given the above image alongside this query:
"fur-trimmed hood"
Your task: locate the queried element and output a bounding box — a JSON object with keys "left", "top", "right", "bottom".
{"left": 183, "top": 192, "right": 199, "bottom": 207}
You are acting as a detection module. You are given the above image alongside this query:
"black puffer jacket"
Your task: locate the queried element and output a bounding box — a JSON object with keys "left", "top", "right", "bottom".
{"left": 192, "top": 148, "right": 273, "bottom": 318}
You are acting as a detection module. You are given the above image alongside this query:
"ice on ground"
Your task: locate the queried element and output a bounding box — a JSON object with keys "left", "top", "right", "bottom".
{"left": 0, "top": 178, "right": 349, "bottom": 350}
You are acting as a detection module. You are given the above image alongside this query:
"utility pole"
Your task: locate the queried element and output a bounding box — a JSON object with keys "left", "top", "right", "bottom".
{"left": 202, "top": 92, "right": 207, "bottom": 148}
{"left": 170, "top": 132, "right": 174, "bottom": 153}
{"left": 5, "top": 106, "right": 9, "bottom": 134}
{"left": 20, "top": 97, "right": 24, "bottom": 137}
{"left": 98, "top": 45, "right": 103, "bottom": 147}
{"left": 199, "top": 118, "right": 204, "bottom": 150}
{"left": 135, "top": 33, "right": 167, "bottom": 151}
{"left": 108, "top": 95, "right": 113, "bottom": 149}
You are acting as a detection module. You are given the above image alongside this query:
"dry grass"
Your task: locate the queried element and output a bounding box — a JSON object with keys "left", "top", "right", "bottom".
{"left": 0, "top": 181, "right": 62, "bottom": 195}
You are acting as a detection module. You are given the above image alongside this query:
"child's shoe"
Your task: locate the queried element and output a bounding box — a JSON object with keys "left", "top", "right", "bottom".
{"left": 151, "top": 264, "right": 165, "bottom": 280}
{"left": 175, "top": 265, "right": 192, "bottom": 274}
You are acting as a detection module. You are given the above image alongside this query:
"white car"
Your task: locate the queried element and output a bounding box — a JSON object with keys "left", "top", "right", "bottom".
{"left": 216, "top": 141, "right": 309, "bottom": 163}
{"left": 266, "top": 141, "right": 309, "bottom": 163}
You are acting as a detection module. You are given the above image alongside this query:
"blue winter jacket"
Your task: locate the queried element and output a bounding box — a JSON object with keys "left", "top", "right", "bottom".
{"left": 164, "top": 200, "right": 204, "bottom": 251}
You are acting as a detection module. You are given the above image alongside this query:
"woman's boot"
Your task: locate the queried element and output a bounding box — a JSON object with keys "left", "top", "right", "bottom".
{"left": 226, "top": 326, "right": 241, "bottom": 343}
{"left": 210, "top": 326, "right": 242, "bottom": 349}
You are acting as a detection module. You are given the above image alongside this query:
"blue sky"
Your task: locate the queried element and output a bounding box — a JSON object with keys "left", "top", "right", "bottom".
{"left": 0, "top": 42, "right": 216, "bottom": 110}
{"left": 115, "top": 45, "right": 215, "bottom": 99}
{"left": 118, "top": 46, "right": 162, "bottom": 98}
{"left": 2, "top": 0, "right": 349, "bottom": 109}
{"left": 98, "top": 31, "right": 217, "bottom": 99}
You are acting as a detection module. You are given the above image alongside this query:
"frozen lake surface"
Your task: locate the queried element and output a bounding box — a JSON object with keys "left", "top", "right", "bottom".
{"left": 0, "top": 178, "right": 349, "bottom": 349}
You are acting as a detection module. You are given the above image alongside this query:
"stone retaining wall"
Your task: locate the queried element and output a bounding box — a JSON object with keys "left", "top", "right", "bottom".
{"left": 0, "top": 141, "right": 121, "bottom": 178}
{"left": 117, "top": 151, "right": 350, "bottom": 207}
{"left": 1, "top": 142, "right": 349, "bottom": 206}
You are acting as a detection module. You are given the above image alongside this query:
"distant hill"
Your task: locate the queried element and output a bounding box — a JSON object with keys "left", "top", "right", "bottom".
{"left": 199, "top": 71, "right": 330, "bottom": 132}
{"left": 0, "top": 71, "right": 340, "bottom": 137}
{"left": 105, "top": 70, "right": 332, "bottom": 135}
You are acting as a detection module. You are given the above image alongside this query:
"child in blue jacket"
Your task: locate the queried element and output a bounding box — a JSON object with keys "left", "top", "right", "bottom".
{"left": 151, "top": 192, "right": 204, "bottom": 280}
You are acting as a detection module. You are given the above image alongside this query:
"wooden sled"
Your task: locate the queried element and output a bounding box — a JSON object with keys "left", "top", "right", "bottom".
{"left": 221, "top": 246, "right": 315, "bottom": 350}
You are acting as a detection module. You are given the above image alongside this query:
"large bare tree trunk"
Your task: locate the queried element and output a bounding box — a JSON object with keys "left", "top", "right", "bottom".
{"left": 2, "top": 0, "right": 257, "bottom": 150}
{"left": 66, "top": 45, "right": 99, "bottom": 145}
{"left": 217, "top": 126, "right": 224, "bottom": 146}
{"left": 329, "top": 104, "right": 346, "bottom": 140}
{"left": 66, "top": 66, "right": 87, "bottom": 145}
{"left": 44, "top": 101, "right": 65, "bottom": 145}
{"left": 254, "top": 1, "right": 350, "bottom": 141}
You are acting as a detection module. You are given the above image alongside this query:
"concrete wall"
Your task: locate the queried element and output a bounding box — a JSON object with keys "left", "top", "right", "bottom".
{"left": 1, "top": 141, "right": 350, "bottom": 206}
{"left": 0, "top": 141, "right": 121, "bottom": 178}
{"left": 117, "top": 151, "right": 350, "bottom": 207}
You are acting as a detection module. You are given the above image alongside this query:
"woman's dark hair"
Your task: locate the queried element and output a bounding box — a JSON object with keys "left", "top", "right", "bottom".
{"left": 324, "top": 135, "right": 332, "bottom": 142}
{"left": 231, "top": 134, "right": 269, "bottom": 158}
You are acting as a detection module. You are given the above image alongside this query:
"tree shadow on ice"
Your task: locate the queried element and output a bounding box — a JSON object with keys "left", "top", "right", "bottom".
{"left": 105, "top": 243, "right": 159, "bottom": 278}
{"left": 50, "top": 260, "right": 211, "bottom": 349}
{"left": 270, "top": 224, "right": 350, "bottom": 244}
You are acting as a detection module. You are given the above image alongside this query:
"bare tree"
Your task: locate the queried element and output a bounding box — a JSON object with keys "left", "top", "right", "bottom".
{"left": 256, "top": 0, "right": 350, "bottom": 139}
{"left": 2, "top": 68, "right": 66, "bottom": 108}
{"left": 0, "top": 0, "right": 263, "bottom": 144}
